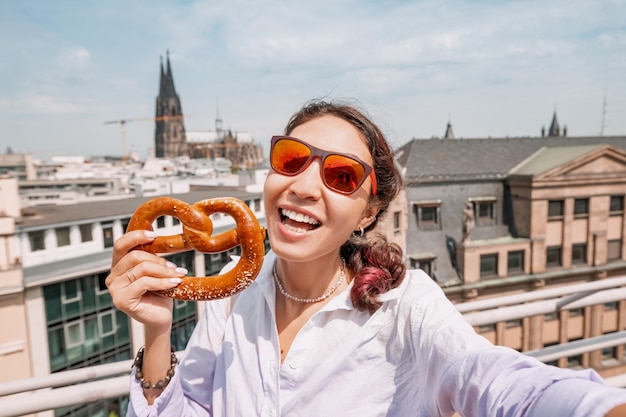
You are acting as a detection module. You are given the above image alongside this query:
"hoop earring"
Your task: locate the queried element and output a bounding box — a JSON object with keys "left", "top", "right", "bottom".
{"left": 352, "top": 227, "right": 365, "bottom": 237}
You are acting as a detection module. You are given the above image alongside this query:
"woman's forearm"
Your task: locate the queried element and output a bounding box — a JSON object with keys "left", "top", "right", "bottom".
{"left": 141, "top": 326, "right": 174, "bottom": 405}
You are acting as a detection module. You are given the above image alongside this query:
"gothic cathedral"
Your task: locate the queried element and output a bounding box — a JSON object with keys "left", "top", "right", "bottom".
{"left": 154, "top": 52, "right": 188, "bottom": 158}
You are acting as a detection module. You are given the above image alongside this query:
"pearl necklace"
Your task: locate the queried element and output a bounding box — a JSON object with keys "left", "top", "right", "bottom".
{"left": 273, "top": 258, "right": 346, "bottom": 303}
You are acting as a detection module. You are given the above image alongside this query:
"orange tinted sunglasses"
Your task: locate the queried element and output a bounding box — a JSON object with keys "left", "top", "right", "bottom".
{"left": 270, "top": 135, "right": 377, "bottom": 195}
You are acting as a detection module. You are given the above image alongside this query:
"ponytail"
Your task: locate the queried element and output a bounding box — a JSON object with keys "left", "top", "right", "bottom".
{"left": 341, "top": 234, "right": 406, "bottom": 314}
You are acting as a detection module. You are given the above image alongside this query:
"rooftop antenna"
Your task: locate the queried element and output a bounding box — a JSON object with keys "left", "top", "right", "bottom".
{"left": 599, "top": 86, "right": 607, "bottom": 136}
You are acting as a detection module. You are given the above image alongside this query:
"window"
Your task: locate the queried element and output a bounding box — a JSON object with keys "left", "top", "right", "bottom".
{"left": 544, "top": 312, "right": 558, "bottom": 321}
{"left": 393, "top": 211, "right": 401, "bottom": 234}
{"left": 507, "top": 250, "right": 524, "bottom": 274}
{"left": 548, "top": 200, "right": 564, "bottom": 220}
{"left": 64, "top": 321, "right": 84, "bottom": 349}
{"left": 546, "top": 246, "right": 562, "bottom": 267}
{"left": 55, "top": 227, "right": 70, "bottom": 247}
{"left": 409, "top": 255, "right": 436, "bottom": 277}
{"left": 506, "top": 319, "right": 522, "bottom": 329}
{"left": 571, "top": 243, "right": 587, "bottom": 265}
{"left": 157, "top": 217, "right": 166, "bottom": 228}
{"left": 79, "top": 224, "right": 93, "bottom": 242}
{"left": 97, "top": 311, "right": 117, "bottom": 337}
{"left": 480, "top": 254, "right": 498, "bottom": 277}
{"left": 172, "top": 217, "right": 181, "bottom": 226}
{"left": 610, "top": 196, "right": 624, "bottom": 215}
{"left": 567, "top": 353, "right": 583, "bottom": 369}
{"left": 62, "top": 280, "right": 82, "bottom": 303}
{"left": 413, "top": 201, "right": 441, "bottom": 230}
{"left": 254, "top": 199, "right": 261, "bottom": 212}
{"left": 573, "top": 198, "right": 589, "bottom": 217}
{"left": 43, "top": 274, "right": 133, "bottom": 373}
{"left": 608, "top": 240, "right": 622, "bottom": 262}
{"left": 102, "top": 224, "right": 114, "bottom": 248}
{"left": 569, "top": 308, "right": 583, "bottom": 317}
{"left": 121, "top": 217, "right": 132, "bottom": 232}
{"left": 29, "top": 230, "right": 45, "bottom": 251}
{"left": 470, "top": 197, "right": 496, "bottom": 226}
{"left": 602, "top": 346, "right": 618, "bottom": 363}
{"left": 477, "top": 324, "right": 496, "bottom": 334}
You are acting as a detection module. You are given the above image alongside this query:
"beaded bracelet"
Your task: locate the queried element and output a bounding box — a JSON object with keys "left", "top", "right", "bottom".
{"left": 132, "top": 346, "right": 178, "bottom": 390}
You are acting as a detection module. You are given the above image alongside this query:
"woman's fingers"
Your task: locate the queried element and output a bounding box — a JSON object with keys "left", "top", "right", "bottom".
{"left": 107, "top": 250, "right": 187, "bottom": 290}
{"left": 111, "top": 230, "right": 157, "bottom": 266}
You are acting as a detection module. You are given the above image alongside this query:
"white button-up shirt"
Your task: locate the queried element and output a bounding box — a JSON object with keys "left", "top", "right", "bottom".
{"left": 128, "top": 251, "right": 626, "bottom": 416}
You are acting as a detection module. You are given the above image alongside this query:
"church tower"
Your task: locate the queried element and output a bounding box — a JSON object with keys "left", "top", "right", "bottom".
{"left": 154, "top": 51, "right": 188, "bottom": 158}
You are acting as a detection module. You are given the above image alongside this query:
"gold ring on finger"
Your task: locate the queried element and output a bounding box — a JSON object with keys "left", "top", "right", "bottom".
{"left": 126, "top": 267, "right": 138, "bottom": 283}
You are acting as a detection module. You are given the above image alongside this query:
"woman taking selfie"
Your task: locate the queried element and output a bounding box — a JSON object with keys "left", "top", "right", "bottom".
{"left": 107, "top": 99, "right": 626, "bottom": 416}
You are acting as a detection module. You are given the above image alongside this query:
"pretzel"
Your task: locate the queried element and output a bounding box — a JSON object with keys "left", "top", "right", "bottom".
{"left": 126, "top": 196, "right": 266, "bottom": 301}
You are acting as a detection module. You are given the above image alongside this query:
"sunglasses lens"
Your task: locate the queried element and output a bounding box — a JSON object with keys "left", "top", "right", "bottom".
{"left": 323, "top": 154, "right": 366, "bottom": 194}
{"left": 272, "top": 139, "right": 311, "bottom": 174}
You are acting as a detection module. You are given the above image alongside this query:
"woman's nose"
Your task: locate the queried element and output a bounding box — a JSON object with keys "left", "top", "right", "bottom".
{"left": 288, "top": 159, "right": 324, "bottom": 199}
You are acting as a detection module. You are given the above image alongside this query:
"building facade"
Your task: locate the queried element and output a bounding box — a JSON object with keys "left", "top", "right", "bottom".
{"left": 0, "top": 183, "right": 267, "bottom": 416}
{"left": 390, "top": 131, "right": 626, "bottom": 379}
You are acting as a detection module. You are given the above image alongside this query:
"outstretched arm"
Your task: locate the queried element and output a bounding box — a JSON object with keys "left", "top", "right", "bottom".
{"left": 607, "top": 404, "right": 626, "bottom": 417}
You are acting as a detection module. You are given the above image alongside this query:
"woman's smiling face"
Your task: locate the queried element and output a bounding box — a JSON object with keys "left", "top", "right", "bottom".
{"left": 263, "top": 115, "right": 378, "bottom": 263}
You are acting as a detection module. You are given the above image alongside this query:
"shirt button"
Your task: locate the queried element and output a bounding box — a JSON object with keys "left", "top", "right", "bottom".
{"left": 289, "top": 360, "right": 300, "bottom": 369}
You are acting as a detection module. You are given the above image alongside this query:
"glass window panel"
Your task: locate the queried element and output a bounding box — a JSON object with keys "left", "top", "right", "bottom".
{"left": 48, "top": 327, "right": 65, "bottom": 370}
{"left": 116, "top": 310, "right": 130, "bottom": 343}
{"left": 103, "top": 225, "right": 114, "bottom": 248}
{"left": 415, "top": 203, "right": 441, "bottom": 230}
{"left": 393, "top": 211, "right": 400, "bottom": 230}
{"left": 546, "top": 247, "right": 562, "bottom": 267}
{"left": 610, "top": 196, "right": 624, "bottom": 214}
{"left": 573, "top": 198, "right": 589, "bottom": 216}
{"left": 43, "top": 284, "right": 62, "bottom": 323}
{"left": 55, "top": 227, "right": 71, "bottom": 247}
{"left": 608, "top": 240, "right": 622, "bottom": 262}
{"left": 157, "top": 217, "right": 166, "bottom": 228}
{"left": 507, "top": 250, "right": 524, "bottom": 273}
{"left": 64, "top": 321, "right": 84, "bottom": 348}
{"left": 79, "top": 224, "right": 93, "bottom": 242}
{"left": 62, "top": 280, "right": 81, "bottom": 303}
{"left": 84, "top": 317, "right": 99, "bottom": 355}
{"left": 98, "top": 311, "right": 116, "bottom": 336}
{"left": 29, "top": 230, "right": 45, "bottom": 251}
{"left": 572, "top": 244, "right": 587, "bottom": 264}
{"left": 548, "top": 200, "right": 564, "bottom": 219}
{"left": 480, "top": 254, "right": 498, "bottom": 277}
{"left": 82, "top": 276, "right": 97, "bottom": 312}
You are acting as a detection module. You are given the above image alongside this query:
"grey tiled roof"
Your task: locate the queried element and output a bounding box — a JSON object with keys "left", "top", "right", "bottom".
{"left": 396, "top": 135, "right": 626, "bottom": 183}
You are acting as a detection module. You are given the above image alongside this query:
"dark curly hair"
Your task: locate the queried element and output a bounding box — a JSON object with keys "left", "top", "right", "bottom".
{"left": 284, "top": 99, "right": 406, "bottom": 313}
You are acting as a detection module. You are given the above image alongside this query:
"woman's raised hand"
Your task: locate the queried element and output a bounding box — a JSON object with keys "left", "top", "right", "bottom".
{"left": 105, "top": 230, "right": 187, "bottom": 331}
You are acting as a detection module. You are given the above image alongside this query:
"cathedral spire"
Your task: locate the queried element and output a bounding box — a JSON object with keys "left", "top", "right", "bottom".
{"left": 154, "top": 51, "right": 187, "bottom": 158}
{"left": 443, "top": 117, "right": 455, "bottom": 139}
{"left": 548, "top": 109, "right": 560, "bottom": 137}
{"left": 159, "top": 55, "right": 166, "bottom": 96}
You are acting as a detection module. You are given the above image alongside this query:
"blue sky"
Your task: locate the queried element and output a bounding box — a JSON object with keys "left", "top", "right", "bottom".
{"left": 1, "top": 0, "right": 625, "bottom": 160}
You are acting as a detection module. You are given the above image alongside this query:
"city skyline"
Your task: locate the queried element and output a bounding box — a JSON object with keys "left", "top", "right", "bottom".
{"left": 1, "top": 0, "right": 625, "bottom": 160}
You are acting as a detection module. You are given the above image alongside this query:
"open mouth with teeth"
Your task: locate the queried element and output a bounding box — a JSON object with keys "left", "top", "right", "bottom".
{"left": 280, "top": 208, "right": 321, "bottom": 232}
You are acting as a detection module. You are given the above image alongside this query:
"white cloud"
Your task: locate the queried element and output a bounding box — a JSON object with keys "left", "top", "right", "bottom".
{"left": 56, "top": 47, "right": 91, "bottom": 70}
{"left": 24, "top": 95, "right": 81, "bottom": 115}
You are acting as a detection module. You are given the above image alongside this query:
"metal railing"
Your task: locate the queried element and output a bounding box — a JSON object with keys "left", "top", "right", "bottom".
{"left": 2, "top": 275, "right": 626, "bottom": 416}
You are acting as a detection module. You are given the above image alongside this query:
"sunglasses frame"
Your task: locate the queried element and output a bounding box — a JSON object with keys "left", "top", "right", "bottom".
{"left": 270, "top": 135, "right": 377, "bottom": 196}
